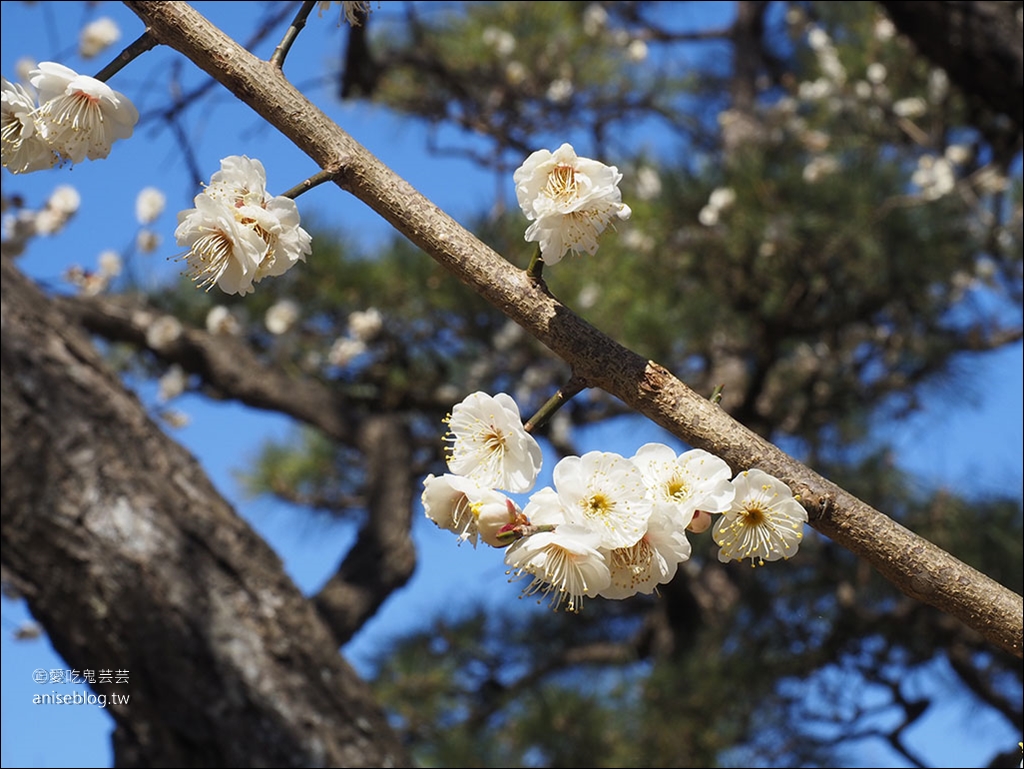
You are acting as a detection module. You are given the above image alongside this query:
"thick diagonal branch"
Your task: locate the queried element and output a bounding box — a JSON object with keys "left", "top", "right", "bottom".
{"left": 125, "top": 1, "right": 1023, "bottom": 659}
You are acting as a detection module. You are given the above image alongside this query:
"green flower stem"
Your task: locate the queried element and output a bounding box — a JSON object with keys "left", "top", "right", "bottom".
{"left": 280, "top": 168, "right": 340, "bottom": 200}
{"left": 496, "top": 523, "right": 556, "bottom": 546}
{"left": 93, "top": 30, "right": 159, "bottom": 82}
{"left": 524, "top": 375, "right": 587, "bottom": 433}
{"left": 270, "top": 1, "right": 317, "bottom": 70}
{"left": 525, "top": 244, "right": 544, "bottom": 280}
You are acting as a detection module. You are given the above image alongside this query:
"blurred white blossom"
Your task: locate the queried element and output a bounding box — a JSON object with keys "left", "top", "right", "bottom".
{"left": 803, "top": 155, "right": 839, "bottom": 183}
{"left": 158, "top": 365, "right": 188, "bottom": 403}
{"left": 482, "top": 26, "right": 516, "bottom": 57}
{"left": 136, "top": 229, "right": 161, "bottom": 254}
{"left": 911, "top": 155, "right": 955, "bottom": 200}
{"left": 893, "top": 96, "right": 927, "bottom": 119}
{"left": 79, "top": 17, "right": 121, "bottom": 59}
{"left": 146, "top": 315, "right": 183, "bottom": 351}
{"left": 634, "top": 166, "right": 662, "bottom": 200}
{"left": 874, "top": 16, "right": 896, "bottom": 41}
{"left": 699, "top": 187, "right": 736, "bottom": 226}
{"left": 136, "top": 187, "right": 166, "bottom": 224}
{"left": 328, "top": 336, "right": 367, "bottom": 366}
{"left": 582, "top": 4, "right": 608, "bottom": 36}
{"left": 348, "top": 307, "right": 383, "bottom": 341}
{"left": 98, "top": 250, "right": 122, "bottom": 278}
{"left": 265, "top": 299, "right": 300, "bottom": 335}
{"left": 546, "top": 77, "right": 573, "bottom": 103}
{"left": 205, "top": 305, "right": 243, "bottom": 336}
{"left": 626, "top": 39, "right": 648, "bottom": 62}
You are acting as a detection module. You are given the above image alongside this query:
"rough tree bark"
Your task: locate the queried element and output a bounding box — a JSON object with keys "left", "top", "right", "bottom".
{"left": 0, "top": 256, "right": 410, "bottom": 767}
{"left": 879, "top": 1, "right": 1024, "bottom": 137}
{"left": 2, "top": 1, "right": 1021, "bottom": 765}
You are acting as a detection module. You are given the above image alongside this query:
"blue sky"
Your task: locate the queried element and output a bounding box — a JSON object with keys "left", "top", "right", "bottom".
{"left": 2, "top": 3, "right": 1021, "bottom": 767}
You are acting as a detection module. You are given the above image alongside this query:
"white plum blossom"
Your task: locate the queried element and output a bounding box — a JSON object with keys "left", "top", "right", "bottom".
{"left": 175, "top": 194, "right": 267, "bottom": 295}
{"left": 713, "top": 469, "right": 808, "bottom": 566}
{"left": 504, "top": 524, "right": 610, "bottom": 612}
{"left": 631, "top": 444, "right": 735, "bottom": 530}
{"left": 136, "top": 187, "right": 167, "bottom": 225}
{"left": 202, "top": 154, "right": 271, "bottom": 209}
{"left": 553, "top": 451, "right": 652, "bottom": 550}
{"left": 79, "top": 17, "right": 121, "bottom": 59}
{"left": 599, "top": 506, "right": 692, "bottom": 599}
{"left": 422, "top": 473, "right": 518, "bottom": 548}
{"left": 1, "top": 76, "right": 58, "bottom": 174}
{"left": 443, "top": 391, "right": 542, "bottom": 493}
{"left": 30, "top": 62, "right": 138, "bottom": 164}
{"left": 175, "top": 156, "right": 312, "bottom": 295}
{"left": 514, "top": 142, "right": 632, "bottom": 264}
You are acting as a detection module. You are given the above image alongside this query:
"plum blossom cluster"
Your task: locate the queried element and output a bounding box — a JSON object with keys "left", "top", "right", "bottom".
{"left": 174, "top": 155, "right": 312, "bottom": 296}
{"left": 2, "top": 63, "right": 138, "bottom": 174}
{"left": 514, "top": 143, "right": 632, "bottom": 265}
{"left": 423, "top": 391, "right": 809, "bottom": 613}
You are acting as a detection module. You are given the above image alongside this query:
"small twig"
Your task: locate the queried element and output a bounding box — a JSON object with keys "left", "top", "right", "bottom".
{"left": 710, "top": 384, "right": 724, "bottom": 405}
{"left": 280, "top": 167, "right": 342, "bottom": 200}
{"left": 525, "top": 243, "right": 544, "bottom": 280}
{"left": 270, "top": 1, "right": 317, "bottom": 70}
{"left": 93, "top": 30, "right": 159, "bottom": 82}
{"left": 524, "top": 375, "right": 588, "bottom": 433}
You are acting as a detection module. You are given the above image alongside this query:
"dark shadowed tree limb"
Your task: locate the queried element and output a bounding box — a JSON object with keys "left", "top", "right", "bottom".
{"left": 0, "top": 257, "right": 410, "bottom": 768}
{"left": 57, "top": 292, "right": 421, "bottom": 648}
{"left": 123, "top": 1, "right": 1023, "bottom": 659}
{"left": 879, "top": 1, "right": 1024, "bottom": 137}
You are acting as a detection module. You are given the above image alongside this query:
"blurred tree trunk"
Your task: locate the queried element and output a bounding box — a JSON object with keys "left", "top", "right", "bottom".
{"left": 0, "top": 255, "right": 410, "bottom": 768}
{"left": 880, "top": 1, "right": 1023, "bottom": 139}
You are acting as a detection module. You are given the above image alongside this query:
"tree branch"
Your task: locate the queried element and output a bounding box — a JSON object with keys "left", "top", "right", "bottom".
{"left": 122, "top": 1, "right": 1023, "bottom": 659}
{"left": 58, "top": 292, "right": 355, "bottom": 443}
